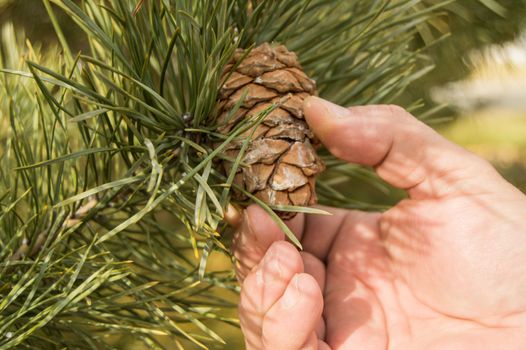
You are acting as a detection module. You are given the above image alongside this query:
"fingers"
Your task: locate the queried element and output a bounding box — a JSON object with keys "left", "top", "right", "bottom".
{"left": 232, "top": 205, "right": 286, "bottom": 281}
{"left": 239, "top": 242, "right": 324, "bottom": 350}
{"left": 296, "top": 333, "right": 331, "bottom": 350}
{"left": 300, "top": 252, "right": 326, "bottom": 292}
{"left": 301, "top": 251, "right": 326, "bottom": 339}
{"left": 318, "top": 340, "right": 332, "bottom": 350}
{"left": 239, "top": 241, "right": 304, "bottom": 349}
{"left": 304, "top": 97, "right": 501, "bottom": 199}
{"left": 232, "top": 204, "right": 311, "bottom": 282}
{"left": 296, "top": 206, "right": 349, "bottom": 261}
{"left": 262, "top": 273, "right": 324, "bottom": 349}
{"left": 233, "top": 203, "right": 349, "bottom": 283}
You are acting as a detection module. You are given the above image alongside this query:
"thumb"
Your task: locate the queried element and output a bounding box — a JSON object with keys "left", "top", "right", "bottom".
{"left": 304, "top": 96, "right": 502, "bottom": 199}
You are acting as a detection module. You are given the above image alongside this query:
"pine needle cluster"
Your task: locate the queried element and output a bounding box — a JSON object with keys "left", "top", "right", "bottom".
{"left": 0, "top": 0, "right": 505, "bottom": 348}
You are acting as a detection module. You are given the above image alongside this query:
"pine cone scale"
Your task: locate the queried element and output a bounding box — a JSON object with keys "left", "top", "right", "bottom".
{"left": 256, "top": 70, "right": 304, "bottom": 92}
{"left": 225, "top": 84, "right": 278, "bottom": 109}
{"left": 290, "top": 185, "right": 312, "bottom": 206}
{"left": 243, "top": 139, "right": 290, "bottom": 165}
{"left": 271, "top": 163, "right": 308, "bottom": 191}
{"left": 281, "top": 141, "right": 317, "bottom": 167}
{"left": 220, "top": 72, "right": 252, "bottom": 98}
{"left": 218, "top": 43, "right": 325, "bottom": 218}
{"left": 276, "top": 93, "right": 310, "bottom": 118}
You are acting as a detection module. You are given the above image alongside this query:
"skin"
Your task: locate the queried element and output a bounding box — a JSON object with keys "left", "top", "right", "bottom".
{"left": 231, "top": 96, "right": 526, "bottom": 350}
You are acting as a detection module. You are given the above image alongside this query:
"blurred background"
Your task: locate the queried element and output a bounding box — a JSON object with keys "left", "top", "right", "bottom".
{"left": 413, "top": 0, "right": 526, "bottom": 194}
{"left": 1, "top": 0, "right": 525, "bottom": 348}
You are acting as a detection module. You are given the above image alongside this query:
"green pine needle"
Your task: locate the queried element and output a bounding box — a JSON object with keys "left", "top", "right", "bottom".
{"left": 0, "top": 0, "right": 505, "bottom": 348}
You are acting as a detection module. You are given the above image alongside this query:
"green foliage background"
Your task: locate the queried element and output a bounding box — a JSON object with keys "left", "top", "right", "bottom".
{"left": 0, "top": 0, "right": 524, "bottom": 349}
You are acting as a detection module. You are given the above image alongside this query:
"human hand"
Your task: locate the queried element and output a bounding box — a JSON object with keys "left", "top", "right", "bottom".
{"left": 232, "top": 97, "right": 526, "bottom": 349}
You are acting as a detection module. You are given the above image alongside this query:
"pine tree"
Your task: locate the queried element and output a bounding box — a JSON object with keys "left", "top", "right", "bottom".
{"left": 0, "top": 0, "right": 505, "bottom": 348}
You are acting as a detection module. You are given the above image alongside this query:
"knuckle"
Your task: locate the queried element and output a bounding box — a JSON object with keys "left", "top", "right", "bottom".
{"left": 384, "top": 104, "right": 408, "bottom": 118}
{"left": 374, "top": 104, "right": 414, "bottom": 124}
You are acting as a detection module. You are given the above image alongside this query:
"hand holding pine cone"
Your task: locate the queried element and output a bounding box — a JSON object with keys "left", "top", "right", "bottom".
{"left": 218, "top": 43, "right": 325, "bottom": 219}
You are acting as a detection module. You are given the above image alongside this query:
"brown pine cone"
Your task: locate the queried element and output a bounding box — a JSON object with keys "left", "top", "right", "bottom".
{"left": 218, "top": 43, "right": 325, "bottom": 219}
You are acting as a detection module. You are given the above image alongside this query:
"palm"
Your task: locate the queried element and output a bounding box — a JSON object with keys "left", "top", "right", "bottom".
{"left": 322, "top": 193, "right": 526, "bottom": 349}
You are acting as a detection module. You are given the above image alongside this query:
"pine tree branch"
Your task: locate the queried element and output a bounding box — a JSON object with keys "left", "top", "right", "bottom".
{"left": 9, "top": 198, "right": 98, "bottom": 261}
{"left": 0, "top": 0, "right": 509, "bottom": 348}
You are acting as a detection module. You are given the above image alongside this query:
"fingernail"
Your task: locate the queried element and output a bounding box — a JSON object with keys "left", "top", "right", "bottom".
{"left": 225, "top": 203, "right": 242, "bottom": 227}
{"left": 304, "top": 95, "right": 315, "bottom": 109}
{"left": 318, "top": 98, "right": 351, "bottom": 119}
{"left": 256, "top": 247, "right": 283, "bottom": 286}
{"left": 281, "top": 274, "right": 303, "bottom": 309}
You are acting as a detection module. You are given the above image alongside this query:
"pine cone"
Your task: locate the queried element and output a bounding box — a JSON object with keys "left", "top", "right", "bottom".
{"left": 218, "top": 43, "right": 325, "bottom": 219}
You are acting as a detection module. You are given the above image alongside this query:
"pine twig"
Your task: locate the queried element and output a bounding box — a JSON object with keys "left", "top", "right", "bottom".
{"left": 9, "top": 197, "right": 98, "bottom": 261}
